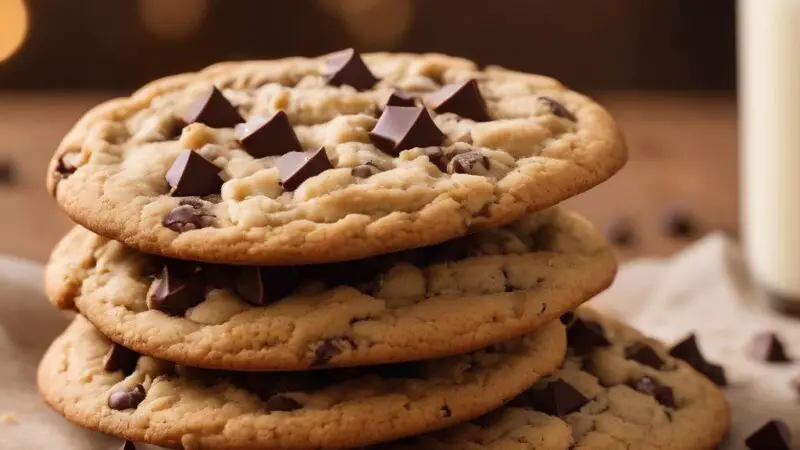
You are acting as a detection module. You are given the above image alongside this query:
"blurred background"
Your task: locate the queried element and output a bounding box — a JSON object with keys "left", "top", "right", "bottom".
{"left": 0, "top": 0, "right": 738, "bottom": 261}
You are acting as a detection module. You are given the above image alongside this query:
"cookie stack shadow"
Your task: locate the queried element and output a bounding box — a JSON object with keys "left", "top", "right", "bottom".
{"left": 37, "top": 50, "right": 730, "bottom": 449}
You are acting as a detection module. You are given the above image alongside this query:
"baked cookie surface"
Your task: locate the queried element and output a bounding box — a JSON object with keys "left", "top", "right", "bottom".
{"left": 37, "top": 316, "right": 565, "bottom": 450}
{"left": 47, "top": 50, "right": 626, "bottom": 264}
{"left": 45, "top": 208, "right": 614, "bottom": 370}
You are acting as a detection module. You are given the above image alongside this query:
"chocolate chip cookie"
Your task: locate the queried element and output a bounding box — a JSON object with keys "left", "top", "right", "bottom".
{"left": 37, "top": 316, "right": 566, "bottom": 449}
{"left": 47, "top": 50, "right": 626, "bottom": 265}
{"left": 45, "top": 208, "right": 614, "bottom": 370}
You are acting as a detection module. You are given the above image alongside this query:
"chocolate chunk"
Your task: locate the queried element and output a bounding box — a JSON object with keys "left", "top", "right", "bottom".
{"left": 386, "top": 90, "right": 416, "bottom": 107}
{"left": 525, "top": 379, "right": 589, "bottom": 416}
{"left": 323, "top": 48, "right": 379, "bottom": 91}
{"left": 0, "top": 159, "right": 17, "bottom": 186}
{"left": 440, "top": 405, "right": 452, "bottom": 417}
{"left": 56, "top": 154, "right": 77, "bottom": 177}
{"left": 108, "top": 384, "right": 146, "bottom": 410}
{"left": 606, "top": 218, "right": 635, "bottom": 247}
{"left": 183, "top": 85, "right": 243, "bottom": 128}
{"left": 447, "top": 151, "right": 489, "bottom": 175}
{"left": 669, "top": 334, "right": 727, "bottom": 386}
{"left": 559, "top": 311, "right": 576, "bottom": 326}
{"left": 234, "top": 111, "right": 302, "bottom": 158}
{"left": 351, "top": 163, "right": 381, "bottom": 178}
{"left": 234, "top": 266, "right": 299, "bottom": 306}
{"left": 538, "top": 96, "right": 577, "bottom": 121}
{"left": 426, "top": 79, "right": 490, "bottom": 122}
{"left": 369, "top": 106, "right": 445, "bottom": 155}
{"left": 163, "top": 202, "right": 214, "bottom": 233}
{"left": 745, "top": 420, "right": 791, "bottom": 450}
{"left": 628, "top": 376, "right": 675, "bottom": 407}
{"left": 150, "top": 264, "right": 205, "bottom": 316}
{"left": 277, "top": 147, "right": 333, "bottom": 191}
{"left": 661, "top": 208, "right": 697, "bottom": 238}
{"left": 625, "top": 342, "right": 665, "bottom": 369}
{"left": 311, "top": 337, "right": 357, "bottom": 366}
{"left": 103, "top": 343, "right": 140, "bottom": 375}
{"left": 264, "top": 394, "right": 303, "bottom": 412}
{"left": 165, "top": 150, "right": 223, "bottom": 197}
{"left": 567, "top": 318, "right": 610, "bottom": 355}
{"left": 421, "top": 147, "right": 449, "bottom": 171}
{"left": 748, "top": 331, "right": 792, "bottom": 363}
{"left": 120, "top": 441, "right": 136, "bottom": 450}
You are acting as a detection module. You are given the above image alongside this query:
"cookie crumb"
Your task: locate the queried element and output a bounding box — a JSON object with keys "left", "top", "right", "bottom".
{"left": 0, "top": 412, "right": 18, "bottom": 424}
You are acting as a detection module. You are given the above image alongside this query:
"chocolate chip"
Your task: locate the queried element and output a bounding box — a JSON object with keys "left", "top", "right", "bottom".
{"left": 668, "top": 334, "right": 727, "bottom": 387}
{"left": 323, "top": 48, "right": 379, "bottom": 91}
{"left": 560, "top": 311, "right": 576, "bottom": 326}
{"left": 163, "top": 203, "right": 214, "bottom": 233}
{"left": 567, "top": 318, "right": 610, "bottom": 355}
{"left": 351, "top": 163, "right": 381, "bottom": 178}
{"left": 369, "top": 106, "right": 445, "bottom": 155}
{"left": 440, "top": 405, "right": 452, "bottom": 417}
{"left": 56, "top": 154, "right": 77, "bottom": 177}
{"left": 0, "top": 159, "right": 18, "bottom": 186}
{"left": 264, "top": 394, "right": 302, "bottom": 412}
{"left": 234, "top": 266, "right": 299, "bottom": 306}
{"left": 745, "top": 420, "right": 791, "bottom": 450}
{"left": 661, "top": 208, "right": 697, "bottom": 238}
{"left": 277, "top": 147, "right": 333, "bottom": 191}
{"left": 311, "top": 337, "right": 356, "bottom": 366}
{"left": 150, "top": 264, "right": 205, "bottom": 316}
{"left": 628, "top": 376, "right": 675, "bottom": 408}
{"left": 108, "top": 384, "right": 146, "bottom": 410}
{"left": 120, "top": 441, "right": 136, "bottom": 450}
{"left": 386, "top": 90, "right": 416, "bottom": 107}
{"left": 748, "top": 331, "right": 792, "bottom": 363}
{"left": 538, "top": 96, "right": 577, "bottom": 121}
{"left": 524, "top": 379, "right": 589, "bottom": 416}
{"left": 234, "top": 111, "right": 302, "bottom": 158}
{"left": 103, "top": 343, "right": 140, "bottom": 375}
{"left": 447, "top": 151, "right": 489, "bottom": 175}
{"left": 625, "top": 342, "right": 665, "bottom": 369}
{"left": 426, "top": 79, "right": 490, "bottom": 122}
{"left": 165, "top": 150, "right": 223, "bottom": 197}
{"left": 183, "top": 85, "right": 243, "bottom": 128}
{"left": 606, "top": 218, "right": 635, "bottom": 247}
{"left": 421, "top": 147, "right": 449, "bottom": 171}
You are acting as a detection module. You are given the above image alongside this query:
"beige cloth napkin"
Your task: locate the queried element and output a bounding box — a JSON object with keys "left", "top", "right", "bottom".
{"left": 0, "top": 234, "right": 797, "bottom": 449}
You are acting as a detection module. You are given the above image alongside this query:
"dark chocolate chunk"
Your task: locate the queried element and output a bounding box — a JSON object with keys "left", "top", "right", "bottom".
{"left": 745, "top": 420, "right": 791, "bottom": 450}
{"left": 103, "top": 343, "right": 140, "bottom": 375}
{"left": 525, "top": 379, "right": 589, "bottom": 416}
{"left": 351, "top": 163, "right": 381, "bottom": 178}
{"left": 277, "top": 147, "right": 333, "bottom": 191}
{"left": 264, "top": 394, "right": 303, "bottom": 412}
{"left": 165, "top": 150, "right": 223, "bottom": 197}
{"left": 323, "top": 48, "right": 379, "bottom": 91}
{"left": 421, "top": 147, "right": 449, "bottom": 171}
{"left": 606, "top": 218, "right": 635, "bottom": 247}
{"left": 56, "top": 154, "right": 77, "bottom": 177}
{"left": 0, "top": 159, "right": 17, "bottom": 186}
{"left": 539, "top": 96, "right": 577, "bottom": 121}
{"left": 369, "top": 106, "right": 445, "bottom": 155}
{"left": 625, "top": 342, "right": 665, "bottom": 369}
{"left": 233, "top": 266, "right": 299, "bottom": 306}
{"left": 440, "top": 404, "right": 452, "bottom": 417}
{"left": 311, "top": 337, "right": 356, "bottom": 366}
{"left": 234, "top": 111, "right": 302, "bottom": 158}
{"left": 150, "top": 264, "right": 205, "bottom": 316}
{"left": 386, "top": 90, "right": 416, "bottom": 107}
{"left": 162, "top": 202, "right": 215, "bottom": 233}
{"left": 567, "top": 318, "right": 610, "bottom": 355}
{"left": 748, "top": 331, "right": 792, "bottom": 363}
{"left": 108, "top": 384, "right": 146, "bottom": 410}
{"left": 120, "top": 441, "right": 136, "bottom": 450}
{"left": 628, "top": 376, "right": 675, "bottom": 407}
{"left": 183, "top": 85, "right": 243, "bottom": 128}
{"left": 661, "top": 208, "right": 697, "bottom": 238}
{"left": 426, "top": 79, "right": 490, "bottom": 122}
{"left": 669, "top": 334, "right": 727, "bottom": 387}
{"left": 447, "top": 151, "right": 489, "bottom": 175}
{"left": 560, "top": 311, "right": 576, "bottom": 326}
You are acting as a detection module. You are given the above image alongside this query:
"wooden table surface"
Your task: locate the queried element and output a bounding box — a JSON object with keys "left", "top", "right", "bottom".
{"left": 0, "top": 92, "right": 738, "bottom": 263}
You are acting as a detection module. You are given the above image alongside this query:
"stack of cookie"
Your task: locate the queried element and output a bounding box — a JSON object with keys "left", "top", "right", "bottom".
{"left": 38, "top": 50, "right": 730, "bottom": 449}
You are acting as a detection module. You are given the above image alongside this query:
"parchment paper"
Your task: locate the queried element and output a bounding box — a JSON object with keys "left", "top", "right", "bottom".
{"left": 0, "top": 233, "right": 797, "bottom": 449}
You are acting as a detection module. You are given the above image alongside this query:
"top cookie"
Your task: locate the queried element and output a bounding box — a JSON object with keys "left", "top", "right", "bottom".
{"left": 47, "top": 49, "right": 626, "bottom": 264}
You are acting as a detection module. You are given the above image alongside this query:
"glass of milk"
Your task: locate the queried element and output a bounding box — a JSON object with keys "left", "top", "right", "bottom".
{"left": 738, "top": 0, "right": 800, "bottom": 314}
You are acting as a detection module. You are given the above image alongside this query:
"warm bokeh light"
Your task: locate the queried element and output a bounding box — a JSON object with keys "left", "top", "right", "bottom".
{"left": 319, "top": 0, "right": 413, "bottom": 49}
{"left": 0, "top": 0, "right": 29, "bottom": 63}
{"left": 139, "top": 0, "right": 208, "bottom": 41}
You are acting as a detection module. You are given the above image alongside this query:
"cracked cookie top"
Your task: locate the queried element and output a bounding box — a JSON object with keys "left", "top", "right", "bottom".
{"left": 45, "top": 208, "right": 614, "bottom": 370}
{"left": 47, "top": 50, "right": 626, "bottom": 264}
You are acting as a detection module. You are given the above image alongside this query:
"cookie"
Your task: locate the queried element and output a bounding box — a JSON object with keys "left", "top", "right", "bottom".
{"left": 47, "top": 50, "right": 626, "bottom": 265}
{"left": 46, "top": 208, "right": 615, "bottom": 370}
{"left": 384, "top": 308, "right": 731, "bottom": 450}
{"left": 37, "top": 316, "right": 566, "bottom": 449}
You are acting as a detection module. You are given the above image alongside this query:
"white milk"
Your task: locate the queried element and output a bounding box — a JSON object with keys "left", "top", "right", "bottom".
{"left": 738, "top": 0, "right": 800, "bottom": 311}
